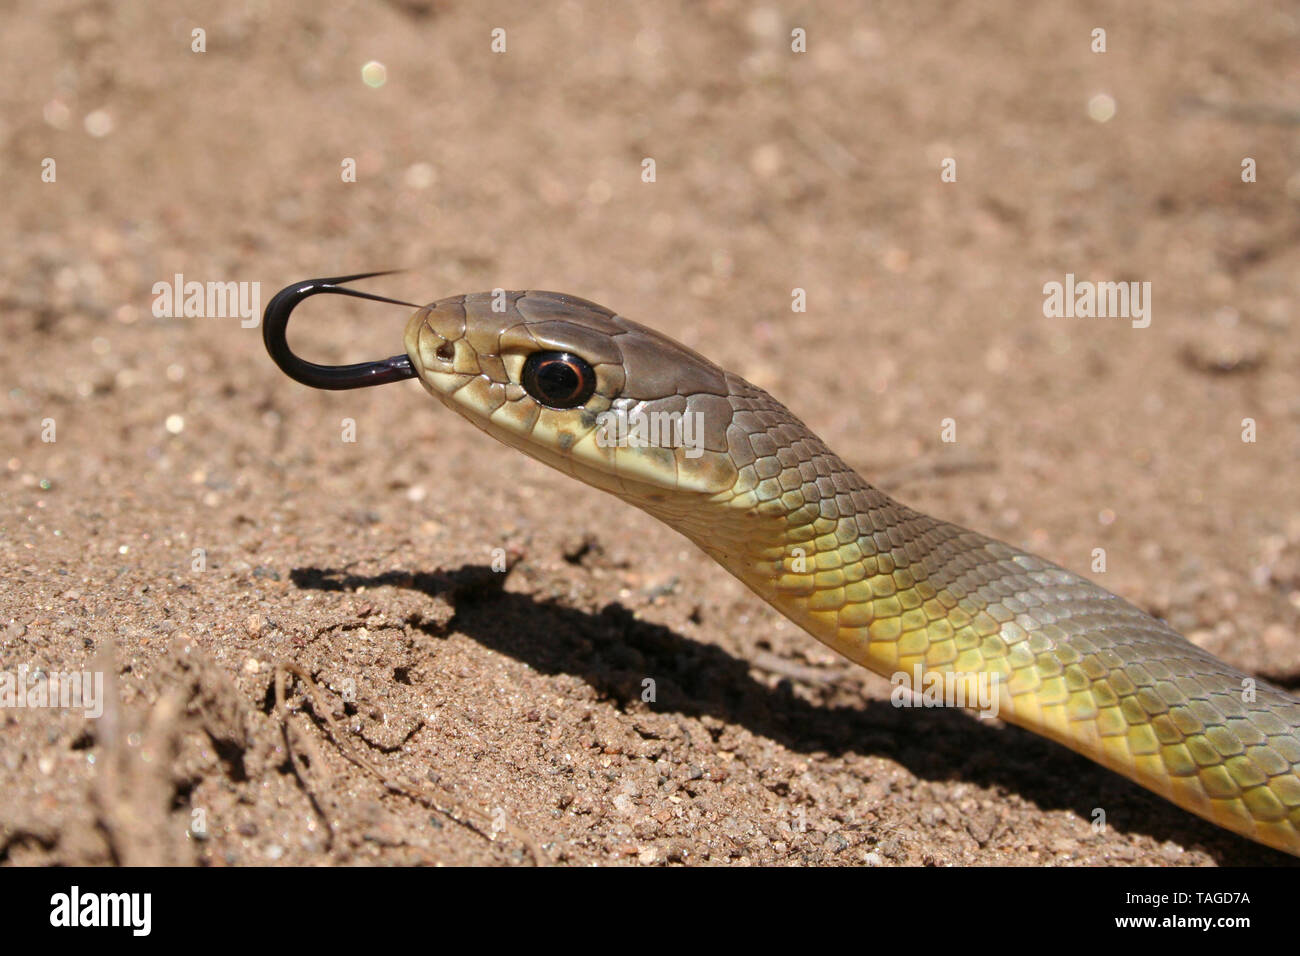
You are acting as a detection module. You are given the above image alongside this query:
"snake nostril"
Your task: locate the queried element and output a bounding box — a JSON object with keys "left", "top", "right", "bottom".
{"left": 435, "top": 342, "right": 455, "bottom": 361}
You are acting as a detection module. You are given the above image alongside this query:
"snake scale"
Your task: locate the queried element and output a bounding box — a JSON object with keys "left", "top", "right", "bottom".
{"left": 272, "top": 280, "right": 1300, "bottom": 857}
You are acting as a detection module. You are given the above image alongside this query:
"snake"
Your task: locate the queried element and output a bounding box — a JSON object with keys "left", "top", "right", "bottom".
{"left": 265, "top": 277, "right": 1300, "bottom": 857}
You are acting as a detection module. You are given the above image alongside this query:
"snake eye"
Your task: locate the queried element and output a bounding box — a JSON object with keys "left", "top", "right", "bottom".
{"left": 521, "top": 351, "right": 597, "bottom": 409}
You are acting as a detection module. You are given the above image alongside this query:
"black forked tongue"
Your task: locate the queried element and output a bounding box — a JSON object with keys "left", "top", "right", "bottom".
{"left": 262, "top": 271, "right": 421, "bottom": 390}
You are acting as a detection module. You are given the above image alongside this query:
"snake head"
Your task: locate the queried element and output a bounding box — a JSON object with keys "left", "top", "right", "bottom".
{"left": 404, "top": 291, "right": 745, "bottom": 506}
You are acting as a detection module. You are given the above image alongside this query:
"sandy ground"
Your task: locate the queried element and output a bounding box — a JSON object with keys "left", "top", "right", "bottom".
{"left": 2, "top": 0, "right": 1299, "bottom": 866}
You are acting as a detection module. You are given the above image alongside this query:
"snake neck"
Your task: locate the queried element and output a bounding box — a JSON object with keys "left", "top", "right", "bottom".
{"left": 644, "top": 448, "right": 942, "bottom": 675}
{"left": 623, "top": 372, "right": 942, "bottom": 673}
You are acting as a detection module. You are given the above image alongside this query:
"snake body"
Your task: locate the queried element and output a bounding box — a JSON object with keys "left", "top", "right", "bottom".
{"left": 402, "top": 290, "right": 1300, "bottom": 856}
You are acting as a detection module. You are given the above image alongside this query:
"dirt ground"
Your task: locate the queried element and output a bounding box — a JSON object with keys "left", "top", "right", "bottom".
{"left": 2, "top": 0, "right": 1299, "bottom": 867}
